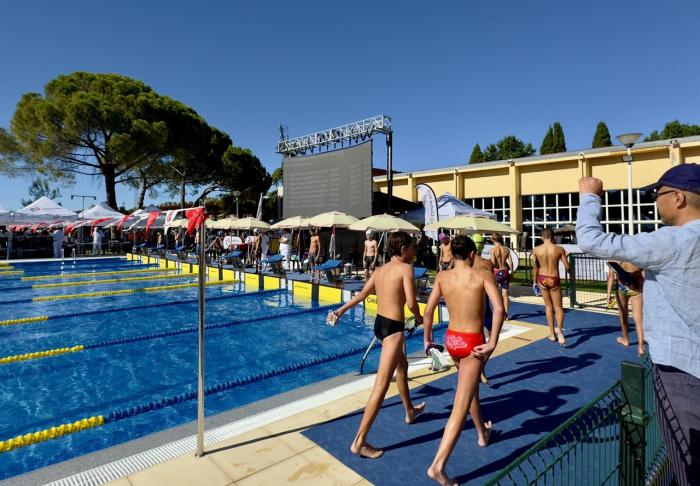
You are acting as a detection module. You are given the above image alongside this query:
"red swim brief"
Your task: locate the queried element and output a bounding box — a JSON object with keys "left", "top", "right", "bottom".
{"left": 537, "top": 274, "right": 561, "bottom": 290}
{"left": 445, "top": 328, "right": 485, "bottom": 360}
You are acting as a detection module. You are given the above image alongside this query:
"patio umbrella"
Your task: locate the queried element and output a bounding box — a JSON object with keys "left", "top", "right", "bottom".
{"left": 271, "top": 215, "right": 309, "bottom": 230}
{"left": 210, "top": 217, "right": 238, "bottom": 230}
{"left": 424, "top": 215, "right": 520, "bottom": 234}
{"left": 307, "top": 211, "right": 358, "bottom": 259}
{"left": 348, "top": 214, "right": 421, "bottom": 234}
{"left": 229, "top": 217, "right": 270, "bottom": 231}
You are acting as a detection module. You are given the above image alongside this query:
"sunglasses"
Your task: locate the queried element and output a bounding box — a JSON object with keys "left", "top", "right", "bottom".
{"left": 651, "top": 189, "right": 676, "bottom": 202}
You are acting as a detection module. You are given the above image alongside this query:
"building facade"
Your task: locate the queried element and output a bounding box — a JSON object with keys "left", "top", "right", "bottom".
{"left": 373, "top": 136, "right": 700, "bottom": 249}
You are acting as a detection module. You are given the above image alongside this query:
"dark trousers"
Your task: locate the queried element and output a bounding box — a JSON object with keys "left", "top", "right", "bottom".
{"left": 653, "top": 363, "right": 700, "bottom": 485}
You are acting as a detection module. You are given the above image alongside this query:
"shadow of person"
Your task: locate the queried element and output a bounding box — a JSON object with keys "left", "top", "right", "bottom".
{"left": 489, "top": 353, "right": 601, "bottom": 389}
{"left": 564, "top": 325, "right": 621, "bottom": 349}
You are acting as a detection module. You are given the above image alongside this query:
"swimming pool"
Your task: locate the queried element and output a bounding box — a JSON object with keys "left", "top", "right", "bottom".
{"left": 0, "top": 258, "right": 443, "bottom": 480}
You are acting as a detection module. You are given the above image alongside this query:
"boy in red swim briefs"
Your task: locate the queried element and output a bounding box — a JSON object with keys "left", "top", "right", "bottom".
{"left": 532, "top": 227, "right": 571, "bottom": 345}
{"left": 423, "top": 235, "right": 505, "bottom": 486}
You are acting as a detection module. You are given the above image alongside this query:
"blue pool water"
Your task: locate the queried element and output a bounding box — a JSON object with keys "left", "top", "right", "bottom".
{"left": 0, "top": 258, "right": 436, "bottom": 480}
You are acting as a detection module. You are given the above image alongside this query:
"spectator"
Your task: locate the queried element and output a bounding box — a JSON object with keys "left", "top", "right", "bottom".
{"left": 576, "top": 166, "right": 700, "bottom": 484}
{"left": 53, "top": 226, "right": 64, "bottom": 258}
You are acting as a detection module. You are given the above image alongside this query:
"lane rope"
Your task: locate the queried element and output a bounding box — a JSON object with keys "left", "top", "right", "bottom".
{"left": 0, "top": 317, "right": 447, "bottom": 453}
{"left": 0, "top": 288, "right": 284, "bottom": 327}
{"left": 19, "top": 266, "right": 173, "bottom": 282}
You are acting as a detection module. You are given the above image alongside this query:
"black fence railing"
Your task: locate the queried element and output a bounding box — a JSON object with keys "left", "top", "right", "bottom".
{"left": 568, "top": 253, "right": 610, "bottom": 309}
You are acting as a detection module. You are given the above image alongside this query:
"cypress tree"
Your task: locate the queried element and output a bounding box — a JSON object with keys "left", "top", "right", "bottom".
{"left": 540, "top": 126, "right": 554, "bottom": 155}
{"left": 469, "top": 143, "right": 484, "bottom": 163}
{"left": 592, "top": 121, "right": 612, "bottom": 148}
{"left": 551, "top": 122, "right": 566, "bottom": 152}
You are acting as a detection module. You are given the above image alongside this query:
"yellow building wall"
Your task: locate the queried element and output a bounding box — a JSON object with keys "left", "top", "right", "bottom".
{"left": 412, "top": 174, "right": 456, "bottom": 198}
{"left": 683, "top": 145, "right": 700, "bottom": 164}
{"left": 519, "top": 161, "right": 580, "bottom": 195}
{"left": 389, "top": 178, "right": 412, "bottom": 201}
{"left": 462, "top": 168, "right": 510, "bottom": 198}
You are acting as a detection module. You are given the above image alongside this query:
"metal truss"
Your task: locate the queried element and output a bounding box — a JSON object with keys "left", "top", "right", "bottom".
{"left": 276, "top": 115, "right": 392, "bottom": 156}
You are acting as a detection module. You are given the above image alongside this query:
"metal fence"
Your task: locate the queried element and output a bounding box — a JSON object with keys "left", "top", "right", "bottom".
{"left": 568, "top": 253, "right": 610, "bottom": 310}
{"left": 485, "top": 360, "right": 671, "bottom": 486}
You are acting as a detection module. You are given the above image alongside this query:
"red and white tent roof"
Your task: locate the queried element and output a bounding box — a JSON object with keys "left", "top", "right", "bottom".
{"left": 14, "top": 197, "right": 78, "bottom": 224}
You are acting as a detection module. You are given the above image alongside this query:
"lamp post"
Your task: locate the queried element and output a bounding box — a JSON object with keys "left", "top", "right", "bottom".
{"left": 71, "top": 194, "right": 96, "bottom": 255}
{"left": 615, "top": 133, "right": 642, "bottom": 235}
{"left": 232, "top": 191, "right": 241, "bottom": 219}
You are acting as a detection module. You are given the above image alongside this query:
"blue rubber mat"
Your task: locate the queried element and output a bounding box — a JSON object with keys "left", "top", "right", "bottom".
{"left": 303, "top": 303, "right": 641, "bottom": 485}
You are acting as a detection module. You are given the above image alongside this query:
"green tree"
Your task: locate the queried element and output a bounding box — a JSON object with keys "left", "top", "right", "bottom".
{"left": 592, "top": 121, "right": 612, "bottom": 148}
{"left": 0, "top": 72, "right": 218, "bottom": 208}
{"left": 468, "top": 143, "right": 484, "bottom": 164}
{"left": 551, "top": 122, "right": 566, "bottom": 153}
{"left": 540, "top": 126, "right": 554, "bottom": 155}
{"left": 271, "top": 165, "right": 283, "bottom": 186}
{"left": 483, "top": 135, "right": 535, "bottom": 162}
{"left": 644, "top": 120, "right": 700, "bottom": 142}
{"left": 20, "top": 177, "right": 63, "bottom": 207}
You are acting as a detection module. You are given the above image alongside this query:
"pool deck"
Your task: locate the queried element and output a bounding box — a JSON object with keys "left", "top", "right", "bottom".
{"left": 93, "top": 320, "right": 550, "bottom": 486}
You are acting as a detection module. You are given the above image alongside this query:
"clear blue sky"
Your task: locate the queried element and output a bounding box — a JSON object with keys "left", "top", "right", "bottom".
{"left": 1, "top": 0, "right": 699, "bottom": 211}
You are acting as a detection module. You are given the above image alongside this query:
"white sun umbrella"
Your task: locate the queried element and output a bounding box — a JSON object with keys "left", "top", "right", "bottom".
{"left": 424, "top": 215, "right": 520, "bottom": 234}
{"left": 211, "top": 216, "right": 238, "bottom": 230}
{"left": 306, "top": 211, "right": 358, "bottom": 259}
{"left": 348, "top": 214, "right": 421, "bottom": 234}
{"left": 229, "top": 217, "right": 270, "bottom": 231}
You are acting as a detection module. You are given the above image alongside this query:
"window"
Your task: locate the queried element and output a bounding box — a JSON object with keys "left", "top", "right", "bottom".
{"left": 465, "top": 196, "right": 512, "bottom": 244}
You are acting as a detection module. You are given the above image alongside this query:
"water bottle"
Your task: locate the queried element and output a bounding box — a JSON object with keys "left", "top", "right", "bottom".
{"left": 533, "top": 284, "right": 542, "bottom": 297}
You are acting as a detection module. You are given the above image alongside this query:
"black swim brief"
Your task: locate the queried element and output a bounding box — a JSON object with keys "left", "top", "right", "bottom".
{"left": 364, "top": 256, "right": 376, "bottom": 269}
{"left": 374, "top": 314, "right": 405, "bottom": 341}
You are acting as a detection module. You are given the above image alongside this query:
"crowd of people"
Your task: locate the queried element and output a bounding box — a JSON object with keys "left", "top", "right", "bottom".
{"left": 326, "top": 164, "right": 699, "bottom": 485}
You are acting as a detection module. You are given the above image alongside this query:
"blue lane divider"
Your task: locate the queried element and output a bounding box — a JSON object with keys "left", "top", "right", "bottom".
{"left": 101, "top": 318, "right": 448, "bottom": 424}
{"left": 84, "top": 303, "right": 337, "bottom": 350}
{"left": 3, "top": 288, "right": 285, "bottom": 323}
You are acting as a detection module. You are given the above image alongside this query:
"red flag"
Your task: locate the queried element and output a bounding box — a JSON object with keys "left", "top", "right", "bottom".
{"left": 116, "top": 214, "right": 130, "bottom": 230}
{"left": 145, "top": 211, "right": 161, "bottom": 235}
{"left": 90, "top": 218, "right": 112, "bottom": 235}
{"left": 185, "top": 207, "right": 207, "bottom": 236}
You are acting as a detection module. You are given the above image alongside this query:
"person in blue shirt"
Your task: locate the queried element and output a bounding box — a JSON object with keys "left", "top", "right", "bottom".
{"left": 576, "top": 164, "right": 700, "bottom": 485}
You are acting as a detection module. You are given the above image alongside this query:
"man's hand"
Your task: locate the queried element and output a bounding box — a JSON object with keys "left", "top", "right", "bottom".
{"left": 579, "top": 177, "right": 604, "bottom": 197}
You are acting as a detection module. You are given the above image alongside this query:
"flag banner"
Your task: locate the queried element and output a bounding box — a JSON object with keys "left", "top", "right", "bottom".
{"left": 163, "top": 210, "right": 180, "bottom": 232}
{"left": 145, "top": 211, "right": 161, "bottom": 235}
{"left": 416, "top": 183, "right": 439, "bottom": 241}
{"left": 186, "top": 207, "right": 207, "bottom": 235}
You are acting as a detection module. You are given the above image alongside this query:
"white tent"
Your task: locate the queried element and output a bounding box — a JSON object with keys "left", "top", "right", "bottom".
{"left": 14, "top": 196, "right": 78, "bottom": 224}
{"left": 403, "top": 192, "right": 497, "bottom": 224}
{"left": 79, "top": 202, "right": 124, "bottom": 220}
{"left": 124, "top": 205, "right": 165, "bottom": 230}
{"left": 0, "top": 205, "right": 9, "bottom": 225}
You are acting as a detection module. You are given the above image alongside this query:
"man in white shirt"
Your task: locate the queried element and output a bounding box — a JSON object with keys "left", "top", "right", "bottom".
{"left": 53, "top": 227, "right": 64, "bottom": 258}
{"left": 222, "top": 232, "right": 234, "bottom": 252}
{"left": 279, "top": 231, "right": 292, "bottom": 269}
{"left": 92, "top": 228, "right": 103, "bottom": 255}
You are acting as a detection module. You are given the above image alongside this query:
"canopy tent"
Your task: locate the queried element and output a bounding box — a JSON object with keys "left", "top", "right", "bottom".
{"left": 0, "top": 205, "right": 9, "bottom": 225}
{"left": 14, "top": 197, "right": 78, "bottom": 224}
{"left": 424, "top": 215, "right": 519, "bottom": 234}
{"left": 403, "top": 192, "right": 497, "bottom": 225}
{"left": 78, "top": 202, "right": 124, "bottom": 221}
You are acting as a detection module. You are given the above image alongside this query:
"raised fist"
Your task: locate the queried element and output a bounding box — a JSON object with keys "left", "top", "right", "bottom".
{"left": 579, "top": 177, "right": 604, "bottom": 197}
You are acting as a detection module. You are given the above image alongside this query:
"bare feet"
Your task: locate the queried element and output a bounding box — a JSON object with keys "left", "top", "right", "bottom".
{"left": 478, "top": 420, "right": 493, "bottom": 447}
{"left": 616, "top": 336, "right": 629, "bottom": 346}
{"left": 480, "top": 372, "right": 489, "bottom": 385}
{"left": 427, "top": 464, "right": 458, "bottom": 486}
{"left": 405, "top": 401, "right": 426, "bottom": 424}
{"left": 556, "top": 330, "right": 566, "bottom": 346}
{"left": 548, "top": 334, "right": 556, "bottom": 342}
{"left": 350, "top": 441, "right": 384, "bottom": 459}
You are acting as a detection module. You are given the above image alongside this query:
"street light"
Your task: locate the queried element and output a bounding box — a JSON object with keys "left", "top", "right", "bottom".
{"left": 615, "top": 133, "right": 642, "bottom": 235}
{"left": 71, "top": 194, "right": 96, "bottom": 255}
{"left": 232, "top": 191, "right": 241, "bottom": 219}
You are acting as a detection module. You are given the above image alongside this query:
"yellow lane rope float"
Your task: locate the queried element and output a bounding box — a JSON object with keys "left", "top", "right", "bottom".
{"left": 0, "top": 346, "right": 84, "bottom": 364}
{"left": 20, "top": 266, "right": 178, "bottom": 281}
{"left": 0, "top": 271, "right": 24, "bottom": 277}
{"left": 31, "top": 272, "right": 194, "bottom": 289}
{"left": 0, "top": 316, "right": 49, "bottom": 327}
{"left": 32, "top": 279, "right": 237, "bottom": 302}
{"left": 0, "top": 416, "right": 104, "bottom": 452}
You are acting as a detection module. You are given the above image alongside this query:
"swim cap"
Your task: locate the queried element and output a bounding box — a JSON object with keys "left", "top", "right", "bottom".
{"left": 438, "top": 232, "right": 447, "bottom": 241}
{"left": 471, "top": 234, "right": 485, "bottom": 253}
{"left": 366, "top": 230, "right": 373, "bottom": 236}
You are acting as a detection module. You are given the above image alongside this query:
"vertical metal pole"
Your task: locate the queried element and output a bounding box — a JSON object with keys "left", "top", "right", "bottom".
{"left": 387, "top": 131, "right": 393, "bottom": 214}
{"left": 195, "top": 218, "right": 206, "bottom": 457}
{"left": 6, "top": 213, "right": 12, "bottom": 260}
{"left": 627, "top": 148, "right": 634, "bottom": 236}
